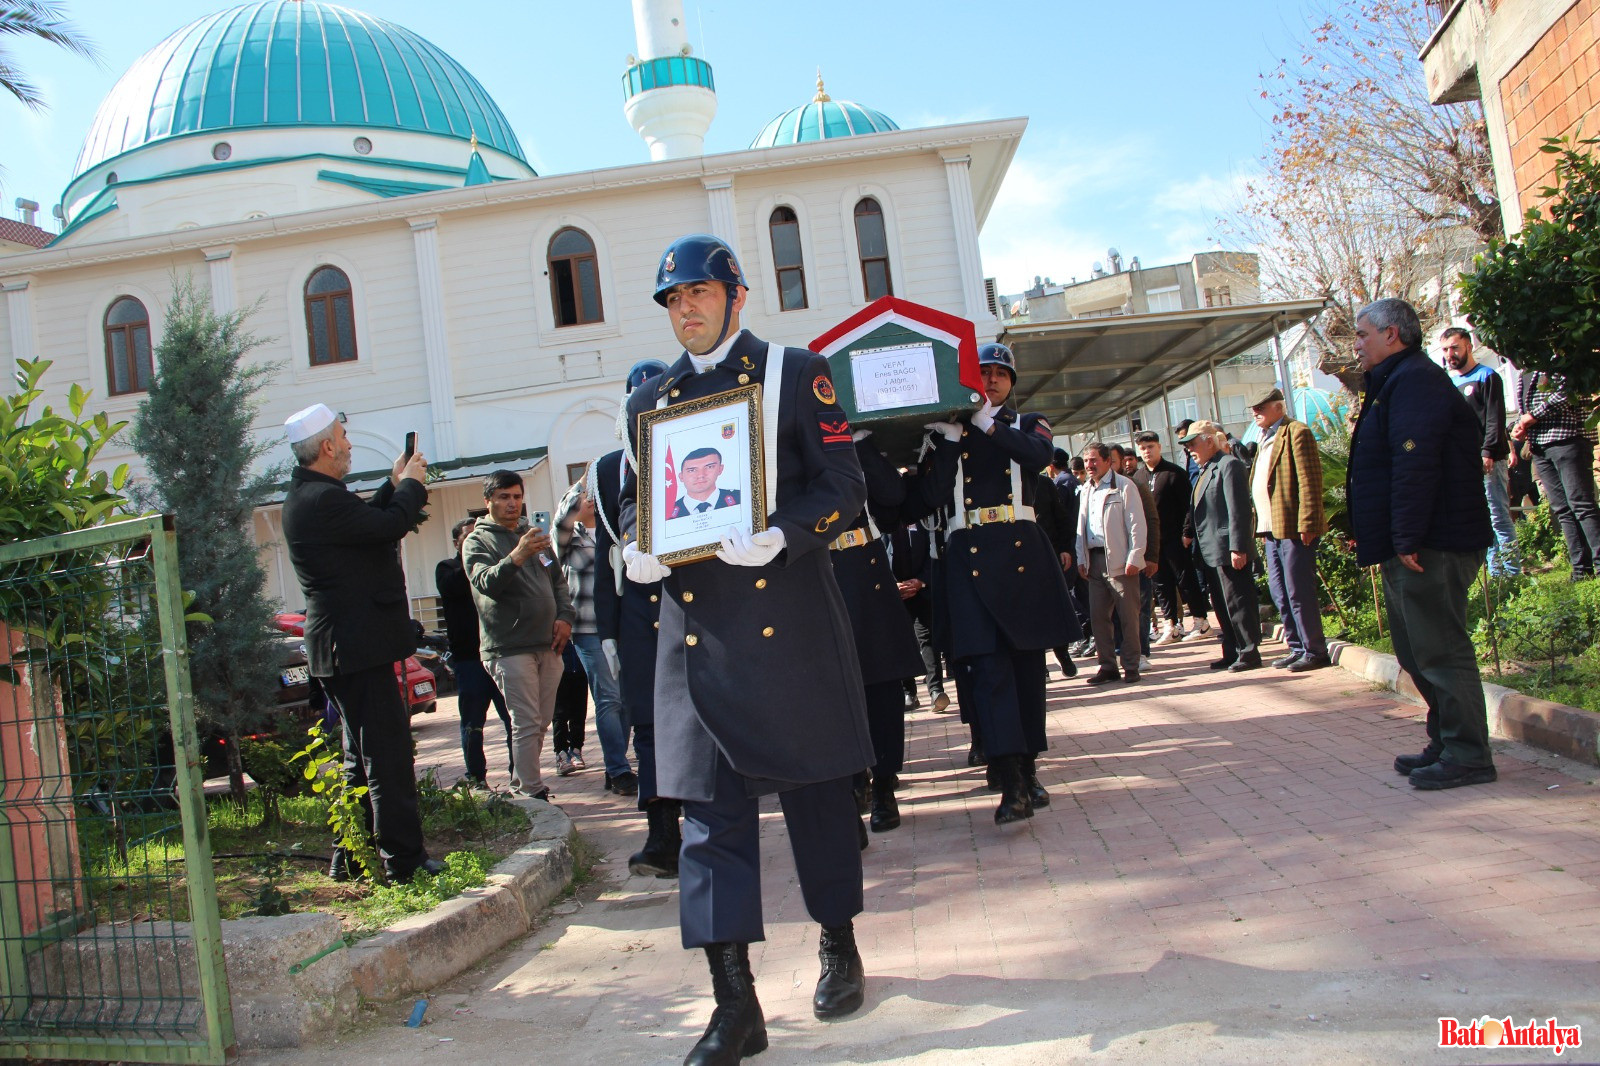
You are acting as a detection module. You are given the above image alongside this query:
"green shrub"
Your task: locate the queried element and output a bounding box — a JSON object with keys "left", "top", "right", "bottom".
{"left": 1513, "top": 502, "right": 1566, "bottom": 572}
{"left": 240, "top": 737, "right": 307, "bottom": 827}
{"left": 1477, "top": 573, "right": 1600, "bottom": 683}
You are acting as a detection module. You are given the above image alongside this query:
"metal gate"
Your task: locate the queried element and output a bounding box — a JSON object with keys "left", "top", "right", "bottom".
{"left": 0, "top": 515, "right": 233, "bottom": 1064}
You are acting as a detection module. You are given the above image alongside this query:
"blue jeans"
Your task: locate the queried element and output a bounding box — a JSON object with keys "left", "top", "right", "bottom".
{"left": 571, "top": 632, "right": 633, "bottom": 777}
{"left": 454, "top": 655, "right": 512, "bottom": 782}
{"left": 1484, "top": 461, "right": 1521, "bottom": 576}
{"left": 1263, "top": 535, "right": 1327, "bottom": 658}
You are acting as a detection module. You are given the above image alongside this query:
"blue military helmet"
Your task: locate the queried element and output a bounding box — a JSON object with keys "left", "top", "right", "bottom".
{"left": 652, "top": 233, "right": 747, "bottom": 307}
{"left": 624, "top": 358, "right": 668, "bottom": 393}
{"left": 978, "top": 342, "right": 1016, "bottom": 382}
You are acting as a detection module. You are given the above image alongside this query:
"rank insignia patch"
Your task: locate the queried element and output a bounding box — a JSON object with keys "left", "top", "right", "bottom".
{"left": 813, "top": 375, "right": 836, "bottom": 405}
{"left": 1033, "top": 418, "right": 1053, "bottom": 439}
{"left": 1403, "top": 439, "right": 1416, "bottom": 451}
{"left": 818, "top": 416, "right": 853, "bottom": 450}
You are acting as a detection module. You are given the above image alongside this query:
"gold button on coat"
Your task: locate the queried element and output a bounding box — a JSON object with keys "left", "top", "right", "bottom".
{"left": 738, "top": 373, "right": 750, "bottom": 384}
{"left": 754, "top": 578, "right": 767, "bottom": 589}
{"left": 685, "top": 634, "right": 698, "bottom": 647}
{"left": 670, "top": 388, "right": 681, "bottom": 398}
{"left": 653, "top": 621, "right": 660, "bottom": 630}
{"left": 972, "top": 569, "right": 980, "bottom": 576}
{"left": 649, "top": 594, "right": 659, "bottom": 603}
{"left": 970, "top": 546, "right": 978, "bottom": 554}
{"left": 682, "top": 592, "right": 694, "bottom": 603}
{"left": 762, "top": 626, "right": 774, "bottom": 637}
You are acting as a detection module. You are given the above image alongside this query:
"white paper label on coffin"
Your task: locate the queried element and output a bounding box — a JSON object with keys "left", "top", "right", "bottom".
{"left": 849, "top": 342, "right": 939, "bottom": 413}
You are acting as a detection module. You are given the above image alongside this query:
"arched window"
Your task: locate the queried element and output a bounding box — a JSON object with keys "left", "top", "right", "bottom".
{"left": 854, "top": 197, "right": 893, "bottom": 301}
{"left": 305, "top": 266, "right": 357, "bottom": 366}
{"left": 548, "top": 227, "right": 604, "bottom": 326}
{"left": 769, "top": 207, "right": 808, "bottom": 311}
{"left": 104, "top": 296, "right": 153, "bottom": 395}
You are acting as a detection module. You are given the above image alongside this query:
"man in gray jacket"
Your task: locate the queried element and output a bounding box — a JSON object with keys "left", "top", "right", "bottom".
{"left": 1182, "top": 420, "right": 1262, "bottom": 671}
{"left": 463, "top": 469, "right": 577, "bottom": 800}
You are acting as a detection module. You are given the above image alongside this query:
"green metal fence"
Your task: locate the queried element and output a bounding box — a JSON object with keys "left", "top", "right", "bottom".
{"left": 0, "top": 515, "right": 232, "bottom": 1064}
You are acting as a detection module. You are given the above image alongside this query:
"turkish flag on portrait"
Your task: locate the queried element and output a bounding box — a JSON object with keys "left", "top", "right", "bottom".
{"left": 663, "top": 443, "right": 676, "bottom": 522}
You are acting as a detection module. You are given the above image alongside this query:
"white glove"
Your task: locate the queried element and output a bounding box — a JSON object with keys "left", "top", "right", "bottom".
{"left": 716, "top": 527, "right": 786, "bottom": 567}
{"left": 972, "top": 401, "right": 1000, "bottom": 433}
{"left": 601, "top": 638, "right": 621, "bottom": 679}
{"left": 851, "top": 428, "right": 873, "bottom": 442}
{"left": 623, "top": 541, "right": 669, "bottom": 584}
{"left": 924, "top": 420, "right": 963, "bottom": 443}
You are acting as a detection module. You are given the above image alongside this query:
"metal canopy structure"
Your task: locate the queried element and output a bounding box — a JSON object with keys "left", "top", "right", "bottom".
{"left": 1003, "top": 298, "right": 1331, "bottom": 434}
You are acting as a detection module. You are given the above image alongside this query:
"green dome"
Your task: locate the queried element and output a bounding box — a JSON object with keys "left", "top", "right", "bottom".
{"left": 72, "top": 1, "right": 526, "bottom": 180}
{"left": 751, "top": 78, "right": 898, "bottom": 149}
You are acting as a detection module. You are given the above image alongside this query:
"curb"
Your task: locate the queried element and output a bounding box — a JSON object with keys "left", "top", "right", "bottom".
{"left": 1329, "top": 641, "right": 1600, "bottom": 766}
{"left": 346, "top": 798, "right": 575, "bottom": 1003}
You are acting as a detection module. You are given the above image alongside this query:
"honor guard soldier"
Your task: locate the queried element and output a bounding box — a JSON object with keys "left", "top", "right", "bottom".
{"left": 592, "top": 358, "right": 677, "bottom": 876}
{"left": 919, "top": 342, "right": 1080, "bottom": 824}
{"left": 835, "top": 435, "right": 928, "bottom": 832}
{"left": 619, "top": 234, "right": 876, "bottom": 1065}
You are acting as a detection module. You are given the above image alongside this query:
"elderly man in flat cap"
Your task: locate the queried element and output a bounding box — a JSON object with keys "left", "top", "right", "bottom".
{"left": 1248, "top": 386, "right": 1331, "bottom": 672}
{"left": 280, "top": 403, "right": 441, "bottom": 883}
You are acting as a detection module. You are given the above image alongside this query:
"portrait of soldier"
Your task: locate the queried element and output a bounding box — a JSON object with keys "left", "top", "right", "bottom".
{"left": 671, "top": 445, "right": 742, "bottom": 517}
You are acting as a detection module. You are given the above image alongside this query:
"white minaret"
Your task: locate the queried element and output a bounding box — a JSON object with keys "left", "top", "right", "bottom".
{"left": 623, "top": 0, "right": 717, "bottom": 160}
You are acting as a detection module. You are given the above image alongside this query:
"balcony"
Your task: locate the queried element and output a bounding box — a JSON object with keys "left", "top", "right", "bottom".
{"left": 1419, "top": 0, "right": 1485, "bottom": 105}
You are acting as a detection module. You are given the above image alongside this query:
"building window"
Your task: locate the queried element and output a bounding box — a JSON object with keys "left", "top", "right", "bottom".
{"left": 548, "top": 227, "right": 604, "bottom": 326}
{"left": 1217, "top": 285, "right": 1233, "bottom": 306}
{"left": 104, "top": 296, "right": 153, "bottom": 395}
{"left": 1168, "top": 396, "right": 1199, "bottom": 424}
{"left": 1203, "top": 287, "right": 1214, "bottom": 308}
{"left": 1219, "top": 394, "right": 1248, "bottom": 423}
{"left": 768, "top": 207, "right": 808, "bottom": 311}
{"left": 305, "top": 266, "right": 357, "bottom": 366}
{"left": 1146, "top": 285, "right": 1182, "bottom": 313}
{"left": 854, "top": 197, "right": 893, "bottom": 300}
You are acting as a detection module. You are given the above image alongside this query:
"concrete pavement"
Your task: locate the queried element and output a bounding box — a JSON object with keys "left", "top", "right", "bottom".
{"left": 247, "top": 633, "right": 1600, "bottom": 1065}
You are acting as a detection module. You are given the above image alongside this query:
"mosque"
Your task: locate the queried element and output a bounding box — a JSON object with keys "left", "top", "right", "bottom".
{"left": 0, "top": 0, "right": 1022, "bottom": 614}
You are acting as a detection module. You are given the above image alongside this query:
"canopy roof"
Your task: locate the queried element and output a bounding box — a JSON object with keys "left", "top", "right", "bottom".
{"left": 1002, "top": 299, "right": 1331, "bottom": 434}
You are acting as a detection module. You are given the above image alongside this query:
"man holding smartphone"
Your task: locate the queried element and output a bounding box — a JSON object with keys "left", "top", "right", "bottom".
{"left": 462, "top": 469, "right": 576, "bottom": 801}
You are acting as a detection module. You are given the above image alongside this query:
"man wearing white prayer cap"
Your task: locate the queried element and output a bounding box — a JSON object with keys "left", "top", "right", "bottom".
{"left": 280, "top": 404, "right": 442, "bottom": 883}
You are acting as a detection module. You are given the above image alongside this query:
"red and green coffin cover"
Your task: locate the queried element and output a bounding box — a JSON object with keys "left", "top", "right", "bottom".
{"left": 810, "top": 296, "right": 982, "bottom": 463}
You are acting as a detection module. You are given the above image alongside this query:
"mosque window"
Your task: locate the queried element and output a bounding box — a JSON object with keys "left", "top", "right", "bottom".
{"left": 104, "top": 296, "right": 153, "bottom": 396}
{"left": 305, "top": 266, "right": 358, "bottom": 366}
{"left": 768, "top": 207, "right": 808, "bottom": 311}
{"left": 548, "top": 227, "right": 604, "bottom": 327}
{"left": 853, "top": 198, "right": 893, "bottom": 300}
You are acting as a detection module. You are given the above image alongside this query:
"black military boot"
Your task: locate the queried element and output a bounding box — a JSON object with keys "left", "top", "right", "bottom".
{"left": 869, "top": 774, "right": 900, "bottom": 833}
{"left": 684, "top": 942, "right": 766, "bottom": 1065}
{"left": 985, "top": 760, "right": 1002, "bottom": 792}
{"left": 994, "top": 756, "right": 1034, "bottom": 825}
{"left": 966, "top": 739, "right": 986, "bottom": 767}
{"left": 1022, "top": 754, "right": 1050, "bottom": 809}
{"left": 852, "top": 771, "right": 871, "bottom": 816}
{"left": 812, "top": 922, "right": 866, "bottom": 1019}
{"left": 629, "top": 799, "right": 681, "bottom": 878}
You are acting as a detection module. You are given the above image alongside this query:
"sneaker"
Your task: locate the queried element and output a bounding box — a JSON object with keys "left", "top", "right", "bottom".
{"left": 1180, "top": 621, "right": 1212, "bottom": 642}
{"left": 1138, "top": 655, "right": 1152, "bottom": 671}
{"left": 1393, "top": 743, "right": 1443, "bottom": 776}
{"left": 1153, "top": 627, "right": 1181, "bottom": 647}
{"left": 1409, "top": 760, "right": 1497, "bottom": 790}
{"left": 556, "top": 750, "right": 576, "bottom": 777}
{"left": 568, "top": 749, "right": 588, "bottom": 771}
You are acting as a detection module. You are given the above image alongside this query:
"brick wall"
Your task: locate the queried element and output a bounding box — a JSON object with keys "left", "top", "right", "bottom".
{"left": 1500, "top": 0, "right": 1600, "bottom": 215}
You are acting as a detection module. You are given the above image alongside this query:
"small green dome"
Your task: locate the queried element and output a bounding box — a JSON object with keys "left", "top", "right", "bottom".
{"left": 751, "top": 75, "right": 898, "bottom": 149}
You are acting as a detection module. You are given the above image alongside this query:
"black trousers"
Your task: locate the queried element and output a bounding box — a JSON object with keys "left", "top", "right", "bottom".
{"left": 962, "top": 634, "right": 1048, "bottom": 759}
{"left": 322, "top": 663, "right": 427, "bottom": 879}
{"left": 678, "top": 751, "right": 862, "bottom": 948}
{"left": 902, "top": 592, "right": 946, "bottom": 697}
{"left": 550, "top": 651, "right": 589, "bottom": 753}
{"left": 1531, "top": 436, "right": 1600, "bottom": 576}
{"left": 1203, "top": 562, "right": 1261, "bottom": 661}
{"left": 865, "top": 679, "right": 906, "bottom": 779}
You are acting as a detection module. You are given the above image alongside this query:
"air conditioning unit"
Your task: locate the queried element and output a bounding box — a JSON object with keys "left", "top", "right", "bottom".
{"left": 984, "top": 277, "right": 1000, "bottom": 318}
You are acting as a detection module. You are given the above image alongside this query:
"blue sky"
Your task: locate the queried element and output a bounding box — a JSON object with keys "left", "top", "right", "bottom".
{"left": 0, "top": 0, "right": 1330, "bottom": 293}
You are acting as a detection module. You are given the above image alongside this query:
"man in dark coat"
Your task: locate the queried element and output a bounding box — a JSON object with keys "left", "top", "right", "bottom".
{"left": 1181, "top": 420, "right": 1262, "bottom": 672}
{"left": 592, "top": 358, "right": 679, "bottom": 877}
{"left": 280, "top": 403, "right": 440, "bottom": 884}
{"left": 1350, "top": 299, "right": 1496, "bottom": 790}
{"left": 917, "top": 342, "right": 1079, "bottom": 825}
{"left": 1133, "top": 431, "right": 1204, "bottom": 646}
{"left": 619, "top": 235, "right": 875, "bottom": 1063}
{"left": 888, "top": 520, "right": 950, "bottom": 713}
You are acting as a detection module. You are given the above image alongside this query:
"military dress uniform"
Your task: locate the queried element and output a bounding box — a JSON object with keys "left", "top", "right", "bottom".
{"left": 916, "top": 402, "right": 1079, "bottom": 816}
{"left": 832, "top": 441, "right": 928, "bottom": 829}
{"left": 620, "top": 328, "right": 875, "bottom": 949}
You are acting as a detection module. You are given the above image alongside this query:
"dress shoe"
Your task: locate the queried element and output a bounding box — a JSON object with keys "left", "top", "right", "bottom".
{"left": 813, "top": 922, "right": 866, "bottom": 1019}
{"left": 1059, "top": 657, "right": 1077, "bottom": 678}
{"left": 904, "top": 689, "right": 920, "bottom": 710}
{"left": 1409, "top": 760, "right": 1497, "bottom": 790}
{"left": 1288, "top": 654, "right": 1331, "bottom": 673}
{"left": 391, "top": 857, "right": 446, "bottom": 885}
{"left": 1208, "top": 657, "right": 1237, "bottom": 671}
{"left": 1228, "top": 655, "right": 1262, "bottom": 673}
{"left": 327, "top": 847, "right": 356, "bottom": 883}
{"left": 685, "top": 942, "right": 766, "bottom": 1065}
{"left": 932, "top": 693, "right": 954, "bottom": 714}
{"left": 606, "top": 771, "right": 640, "bottom": 796}
{"left": 1122, "top": 669, "right": 1140, "bottom": 684}
{"left": 967, "top": 742, "right": 986, "bottom": 767}
{"left": 1085, "top": 668, "right": 1120, "bottom": 685}
{"left": 1271, "top": 653, "right": 1302, "bottom": 669}
{"left": 1393, "top": 742, "right": 1443, "bottom": 776}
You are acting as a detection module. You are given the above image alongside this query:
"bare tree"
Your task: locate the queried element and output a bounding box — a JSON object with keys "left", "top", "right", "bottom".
{"left": 0, "top": 0, "right": 97, "bottom": 111}
{"left": 1223, "top": 0, "right": 1498, "bottom": 390}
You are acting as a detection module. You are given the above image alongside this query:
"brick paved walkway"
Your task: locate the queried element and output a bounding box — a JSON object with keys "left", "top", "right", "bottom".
{"left": 251, "top": 634, "right": 1600, "bottom": 1064}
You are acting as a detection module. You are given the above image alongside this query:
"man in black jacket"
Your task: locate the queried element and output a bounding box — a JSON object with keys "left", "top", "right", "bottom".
{"left": 1133, "top": 431, "right": 1205, "bottom": 645}
{"left": 280, "top": 403, "right": 440, "bottom": 883}
{"left": 1350, "top": 300, "right": 1495, "bottom": 790}
{"left": 1442, "top": 328, "right": 1520, "bottom": 577}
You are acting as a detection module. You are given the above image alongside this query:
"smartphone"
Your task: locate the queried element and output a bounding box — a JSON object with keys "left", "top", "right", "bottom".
{"left": 530, "top": 510, "right": 553, "bottom": 566}
{"left": 402, "top": 431, "right": 417, "bottom": 462}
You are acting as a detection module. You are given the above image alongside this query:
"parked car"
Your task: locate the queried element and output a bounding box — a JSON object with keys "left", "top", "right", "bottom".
{"left": 272, "top": 613, "right": 437, "bottom": 717}
{"left": 199, "top": 627, "right": 322, "bottom": 779}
